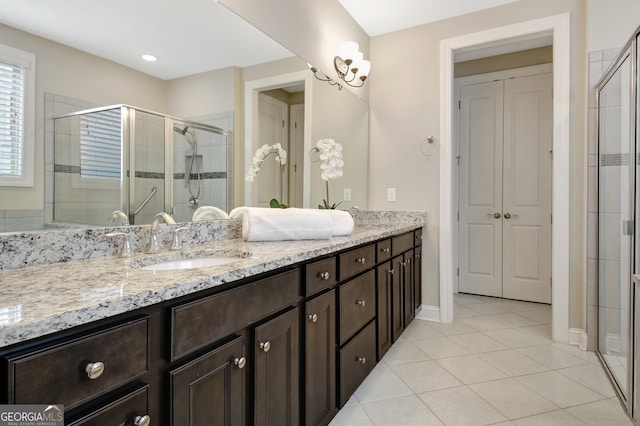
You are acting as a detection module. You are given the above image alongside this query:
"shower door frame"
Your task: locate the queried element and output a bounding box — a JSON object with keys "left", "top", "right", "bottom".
{"left": 595, "top": 27, "right": 638, "bottom": 420}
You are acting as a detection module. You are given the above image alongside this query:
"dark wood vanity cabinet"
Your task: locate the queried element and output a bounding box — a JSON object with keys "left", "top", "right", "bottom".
{"left": 0, "top": 227, "right": 423, "bottom": 426}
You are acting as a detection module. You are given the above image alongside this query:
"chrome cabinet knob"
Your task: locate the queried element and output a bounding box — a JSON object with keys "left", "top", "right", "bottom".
{"left": 259, "top": 341, "right": 271, "bottom": 353}
{"left": 308, "top": 313, "right": 318, "bottom": 322}
{"left": 355, "top": 356, "right": 366, "bottom": 364}
{"left": 388, "top": 269, "right": 394, "bottom": 275}
{"left": 234, "top": 357, "right": 246, "bottom": 369}
{"left": 381, "top": 247, "right": 390, "bottom": 253}
{"left": 356, "top": 299, "right": 366, "bottom": 307}
{"left": 317, "top": 271, "right": 330, "bottom": 280}
{"left": 356, "top": 257, "right": 366, "bottom": 264}
{"left": 134, "top": 415, "right": 151, "bottom": 426}
{"left": 406, "top": 258, "right": 411, "bottom": 264}
{"left": 85, "top": 361, "right": 105, "bottom": 380}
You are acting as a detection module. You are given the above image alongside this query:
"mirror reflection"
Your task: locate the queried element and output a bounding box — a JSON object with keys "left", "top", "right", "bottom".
{"left": 0, "top": 2, "right": 369, "bottom": 232}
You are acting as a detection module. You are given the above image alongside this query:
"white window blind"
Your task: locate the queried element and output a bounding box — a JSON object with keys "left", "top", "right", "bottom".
{"left": 0, "top": 60, "right": 25, "bottom": 177}
{"left": 80, "top": 109, "right": 121, "bottom": 179}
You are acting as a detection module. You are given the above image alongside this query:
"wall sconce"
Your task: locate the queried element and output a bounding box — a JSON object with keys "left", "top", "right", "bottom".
{"left": 309, "top": 41, "right": 371, "bottom": 90}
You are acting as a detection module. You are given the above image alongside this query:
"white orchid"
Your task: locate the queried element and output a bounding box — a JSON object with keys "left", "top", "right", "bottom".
{"left": 245, "top": 143, "right": 288, "bottom": 208}
{"left": 314, "top": 138, "right": 344, "bottom": 209}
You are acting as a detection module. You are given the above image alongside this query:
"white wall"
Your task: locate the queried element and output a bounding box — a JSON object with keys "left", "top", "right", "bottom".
{"left": 587, "top": 0, "right": 640, "bottom": 52}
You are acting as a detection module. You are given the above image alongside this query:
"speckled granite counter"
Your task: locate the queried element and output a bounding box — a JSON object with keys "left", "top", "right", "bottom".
{"left": 0, "top": 212, "right": 426, "bottom": 348}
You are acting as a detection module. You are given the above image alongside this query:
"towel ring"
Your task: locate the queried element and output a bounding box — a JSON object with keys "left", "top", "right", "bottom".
{"left": 420, "top": 136, "right": 439, "bottom": 157}
{"left": 308, "top": 146, "right": 321, "bottom": 163}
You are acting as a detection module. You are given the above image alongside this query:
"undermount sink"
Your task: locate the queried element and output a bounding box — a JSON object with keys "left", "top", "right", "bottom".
{"left": 131, "top": 249, "right": 251, "bottom": 271}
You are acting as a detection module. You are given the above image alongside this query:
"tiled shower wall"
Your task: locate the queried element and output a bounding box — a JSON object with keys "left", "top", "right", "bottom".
{"left": 587, "top": 47, "right": 622, "bottom": 350}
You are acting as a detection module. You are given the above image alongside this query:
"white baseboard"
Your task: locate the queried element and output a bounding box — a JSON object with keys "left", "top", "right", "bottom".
{"left": 416, "top": 304, "right": 440, "bottom": 322}
{"left": 569, "top": 328, "right": 588, "bottom": 351}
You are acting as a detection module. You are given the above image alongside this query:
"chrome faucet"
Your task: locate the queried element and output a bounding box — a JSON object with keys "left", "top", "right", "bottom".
{"left": 145, "top": 212, "right": 177, "bottom": 253}
{"left": 109, "top": 210, "right": 130, "bottom": 226}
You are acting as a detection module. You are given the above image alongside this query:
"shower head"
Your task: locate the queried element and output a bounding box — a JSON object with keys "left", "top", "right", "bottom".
{"left": 173, "top": 125, "right": 189, "bottom": 135}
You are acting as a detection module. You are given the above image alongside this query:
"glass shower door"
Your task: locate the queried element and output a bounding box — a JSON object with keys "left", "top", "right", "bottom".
{"left": 597, "top": 49, "right": 633, "bottom": 403}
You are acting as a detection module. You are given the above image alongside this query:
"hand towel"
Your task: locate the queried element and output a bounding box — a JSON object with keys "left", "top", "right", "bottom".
{"left": 192, "top": 206, "right": 229, "bottom": 221}
{"left": 327, "top": 209, "right": 354, "bottom": 236}
{"left": 242, "top": 207, "right": 333, "bottom": 241}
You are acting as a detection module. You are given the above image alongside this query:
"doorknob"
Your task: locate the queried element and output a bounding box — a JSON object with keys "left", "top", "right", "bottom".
{"left": 504, "top": 213, "right": 518, "bottom": 219}
{"left": 488, "top": 213, "right": 501, "bottom": 219}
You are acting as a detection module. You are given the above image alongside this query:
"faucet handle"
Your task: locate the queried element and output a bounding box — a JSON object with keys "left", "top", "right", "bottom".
{"left": 106, "top": 232, "right": 134, "bottom": 258}
{"left": 170, "top": 227, "right": 189, "bottom": 251}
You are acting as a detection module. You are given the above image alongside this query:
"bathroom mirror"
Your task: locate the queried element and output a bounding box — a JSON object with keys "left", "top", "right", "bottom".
{"left": 0, "top": 0, "right": 369, "bottom": 231}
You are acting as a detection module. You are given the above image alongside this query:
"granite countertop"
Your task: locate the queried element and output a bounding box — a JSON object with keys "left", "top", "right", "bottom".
{"left": 0, "top": 220, "right": 424, "bottom": 349}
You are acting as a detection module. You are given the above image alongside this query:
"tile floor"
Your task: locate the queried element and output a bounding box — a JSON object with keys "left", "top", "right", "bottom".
{"left": 328, "top": 293, "right": 633, "bottom": 426}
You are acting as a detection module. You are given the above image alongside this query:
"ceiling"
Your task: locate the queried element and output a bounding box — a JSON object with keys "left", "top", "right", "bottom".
{"left": 0, "top": 0, "right": 526, "bottom": 80}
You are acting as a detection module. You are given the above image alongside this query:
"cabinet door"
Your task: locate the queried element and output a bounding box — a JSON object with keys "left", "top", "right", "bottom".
{"left": 376, "top": 262, "right": 393, "bottom": 360}
{"left": 403, "top": 250, "right": 415, "bottom": 327}
{"left": 169, "top": 336, "right": 245, "bottom": 426}
{"left": 254, "top": 307, "right": 299, "bottom": 426}
{"left": 414, "top": 246, "right": 422, "bottom": 312}
{"left": 392, "top": 256, "right": 404, "bottom": 341}
{"left": 305, "top": 291, "right": 336, "bottom": 426}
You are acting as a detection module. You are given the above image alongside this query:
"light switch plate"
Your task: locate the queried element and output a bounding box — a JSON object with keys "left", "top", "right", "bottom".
{"left": 343, "top": 188, "right": 352, "bottom": 201}
{"left": 387, "top": 188, "right": 396, "bottom": 202}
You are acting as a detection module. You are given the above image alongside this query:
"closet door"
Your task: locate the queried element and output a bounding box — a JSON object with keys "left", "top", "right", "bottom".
{"left": 502, "top": 73, "right": 553, "bottom": 303}
{"left": 458, "top": 81, "right": 504, "bottom": 297}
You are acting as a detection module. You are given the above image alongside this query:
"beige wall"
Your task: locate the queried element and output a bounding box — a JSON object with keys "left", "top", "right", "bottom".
{"left": 0, "top": 23, "right": 166, "bottom": 211}
{"left": 587, "top": 0, "right": 640, "bottom": 51}
{"left": 368, "top": 0, "right": 587, "bottom": 327}
{"left": 166, "top": 67, "right": 236, "bottom": 118}
{"left": 455, "top": 46, "right": 553, "bottom": 78}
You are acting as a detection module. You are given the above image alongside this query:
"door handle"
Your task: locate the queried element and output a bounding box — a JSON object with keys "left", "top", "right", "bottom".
{"left": 488, "top": 213, "right": 501, "bottom": 219}
{"left": 504, "top": 213, "right": 519, "bottom": 219}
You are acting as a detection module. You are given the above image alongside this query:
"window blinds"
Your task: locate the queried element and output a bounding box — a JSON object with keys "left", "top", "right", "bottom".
{"left": 0, "top": 60, "right": 25, "bottom": 177}
{"left": 80, "top": 109, "right": 122, "bottom": 178}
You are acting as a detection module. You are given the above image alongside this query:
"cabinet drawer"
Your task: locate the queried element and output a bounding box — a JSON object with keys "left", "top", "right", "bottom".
{"left": 414, "top": 228, "right": 423, "bottom": 246}
{"left": 67, "top": 385, "right": 149, "bottom": 426}
{"left": 171, "top": 269, "right": 300, "bottom": 360}
{"left": 7, "top": 317, "right": 148, "bottom": 411}
{"left": 339, "top": 270, "right": 375, "bottom": 344}
{"left": 392, "top": 232, "right": 414, "bottom": 256}
{"left": 376, "top": 239, "right": 392, "bottom": 263}
{"left": 339, "top": 244, "right": 375, "bottom": 281}
{"left": 339, "top": 321, "right": 376, "bottom": 407}
{"left": 305, "top": 256, "right": 337, "bottom": 296}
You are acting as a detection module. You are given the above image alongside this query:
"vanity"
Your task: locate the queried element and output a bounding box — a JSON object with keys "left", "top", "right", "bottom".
{"left": 0, "top": 212, "right": 425, "bottom": 425}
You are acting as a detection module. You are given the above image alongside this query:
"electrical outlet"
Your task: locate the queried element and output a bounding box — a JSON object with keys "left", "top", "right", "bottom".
{"left": 343, "top": 188, "right": 352, "bottom": 201}
{"left": 387, "top": 188, "right": 397, "bottom": 202}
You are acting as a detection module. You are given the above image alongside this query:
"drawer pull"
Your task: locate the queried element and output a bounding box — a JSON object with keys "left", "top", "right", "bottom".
{"left": 355, "top": 356, "right": 366, "bottom": 364}
{"left": 259, "top": 341, "right": 271, "bottom": 353}
{"left": 355, "top": 257, "right": 366, "bottom": 265}
{"left": 416, "top": 254, "right": 421, "bottom": 260}
{"left": 317, "top": 271, "right": 330, "bottom": 280}
{"left": 406, "top": 258, "right": 411, "bottom": 264}
{"left": 388, "top": 269, "right": 394, "bottom": 275}
{"left": 134, "top": 415, "right": 151, "bottom": 426}
{"left": 85, "top": 361, "right": 105, "bottom": 380}
{"left": 355, "top": 299, "right": 366, "bottom": 308}
{"left": 308, "top": 313, "right": 318, "bottom": 322}
{"left": 234, "top": 357, "right": 247, "bottom": 369}
{"left": 381, "top": 247, "right": 390, "bottom": 253}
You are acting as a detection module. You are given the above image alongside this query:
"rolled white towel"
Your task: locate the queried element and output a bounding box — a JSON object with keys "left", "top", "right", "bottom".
{"left": 192, "top": 206, "right": 229, "bottom": 221}
{"left": 228, "top": 206, "right": 248, "bottom": 219}
{"left": 327, "top": 210, "right": 354, "bottom": 236}
{"left": 243, "top": 207, "right": 333, "bottom": 241}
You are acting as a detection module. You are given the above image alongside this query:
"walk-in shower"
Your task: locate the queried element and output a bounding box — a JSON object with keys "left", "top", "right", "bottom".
{"left": 52, "top": 105, "right": 231, "bottom": 226}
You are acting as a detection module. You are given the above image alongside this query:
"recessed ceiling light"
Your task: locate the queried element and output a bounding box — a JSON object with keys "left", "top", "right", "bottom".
{"left": 141, "top": 54, "right": 157, "bottom": 62}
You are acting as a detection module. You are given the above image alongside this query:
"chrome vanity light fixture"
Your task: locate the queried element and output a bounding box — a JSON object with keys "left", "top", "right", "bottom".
{"left": 309, "top": 41, "right": 371, "bottom": 90}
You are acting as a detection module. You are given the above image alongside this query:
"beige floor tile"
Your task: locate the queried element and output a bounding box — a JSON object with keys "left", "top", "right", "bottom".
{"left": 499, "top": 300, "right": 550, "bottom": 313}
{"left": 469, "top": 378, "right": 558, "bottom": 419}
{"left": 328, "top": 404, "right": 374, "bottom": 426}
{"left": 454, "top": 293, "right": 494, "bottom": 305}
{"left": 381, "top": 340, "right": 431, "bottom": 365}
{"left": 557, "top": 363, "right": 617, "bottom": 398}
{"left": 512, "top": 409, "right": 586, "bottom": 425}
{"left": 484, "top": 328, "right": 549, "bottom": 348}
{"left": 392, "top": 360, "right": 462, "bottom": 393}
{"left": 354, "top": 366, "right": 413, "bottom": 403}
{"left": 459, "top": 315, "right": 511, "bottom": 332}
{"left": 448, "top": 332, "right": 509, "bottom": 354}
{"left": 361, "top": 395, "right": 443, "bottom": 426}
{"left": 516, "top": 371, "right": 604, "bottom": 408}
{"left": 413, "top": 336, "right": 470, "bottom": 359}
{"left": 517, "top": 324, "right": 552, "bottom": 340}
{"left": 425, "top": 320, "right": 476, "bottom": 336}
{"left": 401, "top": 319, "right": 443, "bottom": 340}
{"left": 436, "top": 354, "right": 508, "bottom": 384}
{"left": 516, "top": 344, "right": 588, "bottom": 369}
{"left": 454, "top": 304, "right": 482, "bottom": 318}
{"left": 517, "top": 309, "right": 552, "bottom": 324}
{"left": 566, "top": 399, "right": 633, "bottom": 425}
{"left": 478, "top": 349, "right": 548, "bottom": 377}
{"left": 419, "top": 386, "right": 507, "bottom": 426}
{"left": 485, "top": 313, "right": 538, "bottom": 328}
{"left": 466, "top": 302, "right": 512, "bottom": 315}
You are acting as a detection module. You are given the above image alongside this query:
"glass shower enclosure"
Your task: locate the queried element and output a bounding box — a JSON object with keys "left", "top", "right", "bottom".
{"left": 596, "top": 26, "right": 639, "bottom": 420}
{"left": 53, "top": 105, "right": 231, "bottom": 225}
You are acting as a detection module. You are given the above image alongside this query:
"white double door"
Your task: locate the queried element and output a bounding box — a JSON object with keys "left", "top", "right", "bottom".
{"left": 458, "top": 72, "right": 552, "bottom": 303}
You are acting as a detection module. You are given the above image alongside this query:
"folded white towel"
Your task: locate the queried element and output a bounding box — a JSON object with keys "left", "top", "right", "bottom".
{"left": 327, "top": 209, "right": 354, "bottom": 236}
{"left": 192, "top": 206, "right": 229, "bottom": 221}
{"left": 243, "top": 208, "right": 333, "bottom": 241}
{"left": 228, "top": 206, "right": 248, "bottom": 219}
